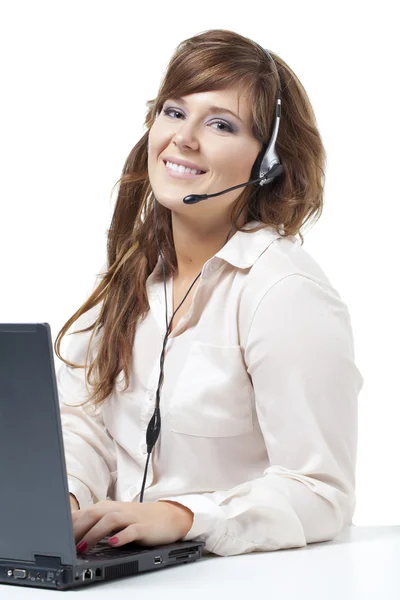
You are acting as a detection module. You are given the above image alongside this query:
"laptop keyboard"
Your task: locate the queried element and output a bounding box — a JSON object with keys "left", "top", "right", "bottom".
{"left": 80, "top": 538, "right": 147, "bottom": 559}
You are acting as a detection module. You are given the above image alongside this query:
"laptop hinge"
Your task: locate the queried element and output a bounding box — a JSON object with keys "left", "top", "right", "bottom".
{"left": 34, "top": 555, "right": 63, "bottom": 568}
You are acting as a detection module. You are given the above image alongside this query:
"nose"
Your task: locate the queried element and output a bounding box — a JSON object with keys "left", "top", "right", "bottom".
{"left": 172, "top": 121, "right": 200, "bottom": 152}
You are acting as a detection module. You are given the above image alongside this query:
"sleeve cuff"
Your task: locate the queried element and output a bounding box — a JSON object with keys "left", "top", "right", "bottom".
{"left": 157, "top": 494, "right": 226, "bottom": 550}
{"left": 68, "top": 476, "right": 94, "bottom": 510}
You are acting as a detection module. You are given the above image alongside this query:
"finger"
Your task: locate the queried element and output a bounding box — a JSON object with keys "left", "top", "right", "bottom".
{"left": 76, "top": 512, "right": 135, "bottom": 553}
{"left": 107, "top": 523, "right": 148, "bottom": 548}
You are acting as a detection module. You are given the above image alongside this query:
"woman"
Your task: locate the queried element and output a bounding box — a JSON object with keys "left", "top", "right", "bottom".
{"left": 55, "top": 29, "right": 364, "bottom": 557}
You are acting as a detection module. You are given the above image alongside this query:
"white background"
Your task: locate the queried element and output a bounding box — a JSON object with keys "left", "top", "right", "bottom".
{"left": 0, "top": 0, "right": 398, "bottom": 526}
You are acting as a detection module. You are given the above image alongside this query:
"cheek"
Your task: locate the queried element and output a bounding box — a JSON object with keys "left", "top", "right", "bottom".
{"left": 215, "top": 155, "right": 249, "bottom": 179}
{"left": 218, "top": 143, "right": 256, "bottom": 170}
{"left": 148, "top": 124, "right": 163, "bottom": 151}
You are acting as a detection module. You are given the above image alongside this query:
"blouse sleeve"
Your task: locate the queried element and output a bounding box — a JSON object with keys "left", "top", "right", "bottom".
{"left": 57, "top": 307, "right": 117, "bottom": 509}
{"left": 157, "top": 274, "right": 364, "bottom": 556}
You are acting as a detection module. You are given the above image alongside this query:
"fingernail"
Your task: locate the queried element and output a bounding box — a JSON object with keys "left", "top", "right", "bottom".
{"left": 77, "top": 541, "right": 87, "bottom": 552}
{"left": 109, "top": 536, "right": 119, "bottom": 545}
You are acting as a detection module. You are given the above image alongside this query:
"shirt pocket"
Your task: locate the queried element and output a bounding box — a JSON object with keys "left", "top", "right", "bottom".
{"left": 166, "top": 341, "right": 254, "bottom": 437}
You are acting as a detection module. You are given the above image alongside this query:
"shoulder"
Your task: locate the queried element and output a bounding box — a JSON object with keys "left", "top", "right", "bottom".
{"left": 238, "top": 231, "right": 351, "bottom": 342}
{"left": 251, "top": 230, "right": 333, "bottom": 290}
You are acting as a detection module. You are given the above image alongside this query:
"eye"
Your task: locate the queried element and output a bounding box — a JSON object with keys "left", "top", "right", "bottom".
{"left": 162, "top": 108, "right": 234, "bottom": 133}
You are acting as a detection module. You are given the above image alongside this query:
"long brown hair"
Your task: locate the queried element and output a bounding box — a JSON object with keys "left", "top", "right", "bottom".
{"left": 54, "top": 28, "right": 326, "bottom": 409}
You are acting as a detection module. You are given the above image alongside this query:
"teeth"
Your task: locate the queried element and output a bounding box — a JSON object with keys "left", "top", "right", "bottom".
{"left": 165, "top": 161, "right": 203, "bottom": 175}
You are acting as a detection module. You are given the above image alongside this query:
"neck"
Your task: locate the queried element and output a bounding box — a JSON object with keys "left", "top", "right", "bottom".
{"left": 171, "top": 212, "right": 244, "bottom": 281}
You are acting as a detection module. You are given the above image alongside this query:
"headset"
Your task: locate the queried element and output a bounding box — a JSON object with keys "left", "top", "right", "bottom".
{"left": 139, "top": 44, "right": 283, "bottom": 502}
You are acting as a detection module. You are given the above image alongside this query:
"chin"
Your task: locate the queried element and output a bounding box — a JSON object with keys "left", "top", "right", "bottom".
{"left": 153, "top": 191, "right": 198, "bottom": 211}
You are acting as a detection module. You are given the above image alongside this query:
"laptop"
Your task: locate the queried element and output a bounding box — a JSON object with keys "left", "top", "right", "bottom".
{"left": 0, "top": 323, "right": 205, "bottom": 590}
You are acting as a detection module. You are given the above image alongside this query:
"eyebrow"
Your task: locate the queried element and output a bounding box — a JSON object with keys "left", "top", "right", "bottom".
{"left": 167, "top": 96, "right": 244, "bottom": 124}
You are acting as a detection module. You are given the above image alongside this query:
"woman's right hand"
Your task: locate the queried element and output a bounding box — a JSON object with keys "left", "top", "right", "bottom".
{"left": 69, "top": 493, "right": 80, "bottom": 512}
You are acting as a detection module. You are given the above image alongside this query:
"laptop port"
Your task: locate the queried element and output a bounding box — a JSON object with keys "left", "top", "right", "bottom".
{"left": 13, "top": 569, "right": 27, "bottom": 579}
{"left": 84, "top": 569, "right": 94, "bottom": 580}
{"left": 153, "top": 556, "right": 163, "bottom": 565}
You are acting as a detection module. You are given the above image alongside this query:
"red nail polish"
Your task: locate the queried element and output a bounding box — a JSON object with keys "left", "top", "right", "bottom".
{"left": 109, "top": 536, "right": 119, "bottom": 545}
{"left": 77, "top": 541, "right": 87, "bottom": 552}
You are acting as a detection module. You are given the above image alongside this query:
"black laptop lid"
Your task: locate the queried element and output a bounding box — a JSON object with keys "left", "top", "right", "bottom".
{"left": 0, "top": 323, "right": 77, "bottom": 566}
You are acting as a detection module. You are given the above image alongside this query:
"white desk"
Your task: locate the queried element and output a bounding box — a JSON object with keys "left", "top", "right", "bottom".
{"left": 3, "top": 526, "right": 400, "bottom": 598}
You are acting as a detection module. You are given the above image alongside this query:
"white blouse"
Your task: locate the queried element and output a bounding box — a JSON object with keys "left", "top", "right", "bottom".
{"left": 58, "top": 220, "right": 364, "bottom": 557}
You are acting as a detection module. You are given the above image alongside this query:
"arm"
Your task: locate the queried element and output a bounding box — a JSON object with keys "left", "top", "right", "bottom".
{"left": 57, "top": 306, "right": 117, "bottom": 509}
{"left": 157, "top": 274, "right": 364, "bottom": 556}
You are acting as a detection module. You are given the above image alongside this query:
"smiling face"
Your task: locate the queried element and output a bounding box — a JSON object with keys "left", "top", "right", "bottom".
{"left": 147, "top": 84, "right": 263, "bottom": 226}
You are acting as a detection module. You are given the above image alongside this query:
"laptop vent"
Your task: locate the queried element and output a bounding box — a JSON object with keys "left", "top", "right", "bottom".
{"left": 104, "top": 560, "right": 139, "bottom": 581}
